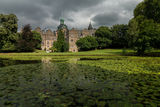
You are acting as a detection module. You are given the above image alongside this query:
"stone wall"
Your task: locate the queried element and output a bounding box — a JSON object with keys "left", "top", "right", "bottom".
{"left": 35, "top": 28, "right": 57, "bottom": 51}
{"left": 69, "top": 28, "right": 80, "bottom": 52}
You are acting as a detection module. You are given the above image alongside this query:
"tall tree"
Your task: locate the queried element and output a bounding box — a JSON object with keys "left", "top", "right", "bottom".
{"left": 17, "top": 24, "right": 35, "bottom": 52}
{"left": 95, "top": 26, "right": 112, "bottom": 49}
{"left": 52, "top": 30, "right": 69, "bottom": 52}
{"left": 127, "top": 18, "right": 139, "bottom": 48}
{"left": 0, "top": 14, "right": 18, "bottom": 50}
{"left": 134, "top": 0, "right": 160, "bottom": 23}
{"left": 111, "top": 24, "right": 128, "bottom": 48}
{"left": 128, "top": 0, "right": 160, "bottom": 55}
{"left": 32, "top": 31, "right": 42, "bottom": 49}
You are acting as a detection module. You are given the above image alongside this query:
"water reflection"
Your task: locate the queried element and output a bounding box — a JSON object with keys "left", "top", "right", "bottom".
{"left": 41, "top": 57, "right": 53, "bottom": 64}
{"left": 0, "top": 58, "right": 41, "bottom": 67}
{"left": 41, "top": 57, "right": 79, "bottom": 64}
{"left": 0, "top": 57, "right": 159, "bottom": 106}
{"left": 0, "top": 57, "right": 80, "bottom": 68}
{"left": 0, "top": 58, "right": 135, "bottom": 107}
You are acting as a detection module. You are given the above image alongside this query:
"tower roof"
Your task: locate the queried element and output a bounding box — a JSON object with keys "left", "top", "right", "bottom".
{"left": 60, "top": 19, "right": 64, "bottom": 25}
{"left": 57, "top": 19, "right": 68, "bottom": 30}
{"left": 88, "top": 21, "right": 93, "bottom": 30}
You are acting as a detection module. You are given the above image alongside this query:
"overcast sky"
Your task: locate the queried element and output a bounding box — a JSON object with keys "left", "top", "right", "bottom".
{"left": 0, "top": 0, "right": 143, "bottom": 30}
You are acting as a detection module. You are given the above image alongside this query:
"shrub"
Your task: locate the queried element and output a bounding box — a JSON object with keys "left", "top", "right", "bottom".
{"left": 76, "top": 36, "right": 98, "bottom": 51}
{"left": 16, "top": 24, "right": 35, "bottom": 52}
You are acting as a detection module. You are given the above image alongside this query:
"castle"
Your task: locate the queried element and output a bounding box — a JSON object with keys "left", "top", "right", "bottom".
{"left": 35, "top": 19, "right": 96, "bottom": 52}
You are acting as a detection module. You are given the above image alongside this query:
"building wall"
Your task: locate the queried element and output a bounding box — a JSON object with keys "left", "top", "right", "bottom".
{"left": 35, "top": 27, "right": 96, "bottom": 52}
{"left": 35, "top": 28, "right": 57, "bottom": 51}
{"left": 69, "top": 29, "right": 79, "bottom": 52}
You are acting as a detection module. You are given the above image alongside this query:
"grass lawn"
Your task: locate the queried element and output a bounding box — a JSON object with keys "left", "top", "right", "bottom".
{"left": 0, "top": 49, "right": 134, "bottom": 60}
{"left": 0, "top": 48, "right": 160, "bottom": 60}
{"left": 0, "top": 49, "right": 133, "bottom": 55}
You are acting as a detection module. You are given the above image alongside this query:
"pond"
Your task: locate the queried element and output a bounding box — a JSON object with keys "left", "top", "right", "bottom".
{"left": 0, "top": 57, "right": 159, "bottom": 106}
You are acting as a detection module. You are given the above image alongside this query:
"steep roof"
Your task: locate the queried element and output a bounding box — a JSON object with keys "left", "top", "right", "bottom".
{"left": 88, "top": 22, "right": 93, "bottom": 30}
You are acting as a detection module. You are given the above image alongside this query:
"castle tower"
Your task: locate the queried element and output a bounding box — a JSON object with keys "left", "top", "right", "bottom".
{"left": 88, "top": 21, "right": 93, "bottom": 30}
{"left": 58, "top": 18, "right": 68, "bottom": 30}
{"left": 60, "top": 19, "right": 64, "bottom": 25}
{"left": 57, "top": 19, "right": 69, "bottom": 42}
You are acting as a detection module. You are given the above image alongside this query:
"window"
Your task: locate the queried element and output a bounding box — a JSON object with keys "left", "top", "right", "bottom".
{"left": 81, "top": 33, "right": 83, "bottom": 37}
{"left": 71, "top": 39, "right": 73, "bottom": 42}
{"left": 47, "top": 41, "right": 49, "bottom": 45}
{"left": 41, "top": 42, "right": 44, "bottom": 45}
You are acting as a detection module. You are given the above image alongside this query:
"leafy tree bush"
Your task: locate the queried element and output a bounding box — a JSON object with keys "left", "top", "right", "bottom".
{"left": 52, "top": 30, "right": 69, "bottom": 52}
{"left": 128, "top": 0, "right": 160, "bottom": 55}
{"left": 76, "top": 36, "right": 98, "bottom": 51}
{"left": 32, "top": 31, "right": 42, "bottom": 49}
{"left": 127, "top": 18, "right": 139, "bottom": 48}
{"left": 0, "top": 14, "right": 18, "bottom": 51}
{"left": 1, "top": 33, "right": 19, "bottom": 51}
{"left": 16, "top": 24, "right": 35, "bottom": 52}
{"left": 0, "top": 27, "right": 8, "bottom": 49}
{"left": 95, "top": 26, "right": 112, "bottom": 49}
{"left": 111, "top": 24, "right": 129, "bottom": 48}
{"left": 134, "top": 0, "right": 160, "bottom": 23}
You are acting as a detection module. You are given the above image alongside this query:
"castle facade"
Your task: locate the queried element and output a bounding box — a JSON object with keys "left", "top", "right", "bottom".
{"left": 35, "top": 19, "right": 96, "bottom": 52}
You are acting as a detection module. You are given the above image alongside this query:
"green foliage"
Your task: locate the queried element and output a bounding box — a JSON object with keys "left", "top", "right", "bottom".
{"left": 16, "top": 24, "right": 35, "bottom": 52}
{"left": 32, "top": 31, "right": 42, "bottom": 49}
{"left": 132, "top": 19, "right": 156, "bottom": 55}
{"left": 111, "top": 24, "right": 129, "bottom": 48}
{"left": 50, "top": 42, "right": 58, "bottom": 52}
{"left": 0, "top": 27, "right": 7, "bottom": 49}
{"left": 134, "top": 2, "right": 145, "bottom": 18}
{"left": 95, "top": 26, "right": 112, "bottom": 49}
{"left": 128, "top": 0, "right": 160, "bottom": 55}
{"left": 0, "top": 14, "right": 18, "bottom": 33}
{"left": 0, "top": 14, "right": 18, "bottom": 50}
{"left": 149, "top": 23, "right": 160, "bottom": 49}
{"left": 52, "top": 30, "right": 69, "bottom": 52}
{"left": 127, "top": 18, "right": 139, "bottom": 48}
{"left": 96, "top": 37, "right": 111, "bottom": 49}
{"left": 134, "top": 0, "right": 160, "bottom": 23}
{"left": 76, "top": 36, "right": 98, "bottom": 51}
{"left": 95, "top": 26, "right": 112, "bottom": 38}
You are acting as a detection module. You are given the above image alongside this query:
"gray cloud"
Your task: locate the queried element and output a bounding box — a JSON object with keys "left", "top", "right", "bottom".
{"left": 92, "top": 0, "right": 143, "bottom": 27}
{"left": 0, "top": 0, "right": 143, "bottom": 31}
{"left": 92, "top": 12, "right": 120, "bottom": 26}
